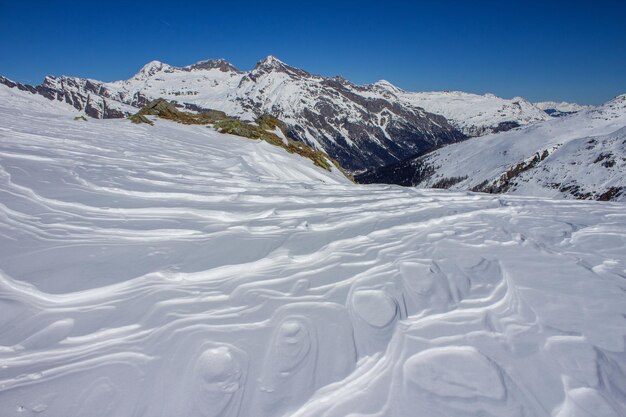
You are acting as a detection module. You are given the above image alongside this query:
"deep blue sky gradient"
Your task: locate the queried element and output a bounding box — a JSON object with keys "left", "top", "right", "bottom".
{"left": 0, "top": 0, "right": 624, "bottom": 104}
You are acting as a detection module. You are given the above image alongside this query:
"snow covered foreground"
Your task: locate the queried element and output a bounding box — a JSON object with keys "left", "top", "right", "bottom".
{"left": 1, "top": 87, "right": 626, "bottom": 417}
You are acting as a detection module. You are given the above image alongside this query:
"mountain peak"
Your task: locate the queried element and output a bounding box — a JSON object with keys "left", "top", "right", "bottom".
{"left": 134, "top": 60, "right": 174, "bottom": 79}
{"left": 253, "top": 55, "right": 309, "bottom": 78}
{"left": 186, "top": 58, "right": 240, "bottom": 73}
{"left": 373, "top": 79, "right": 402, "bottom": 92}
{"left": 257, "top": 55, "right": 285, "bottom": 67}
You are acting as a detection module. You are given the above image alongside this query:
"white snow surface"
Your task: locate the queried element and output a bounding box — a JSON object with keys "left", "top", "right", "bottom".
{"left": 417, "top": 94, "right": 626, "bottom": 200}
{"left": 1, "top": 85, "right": 626, "bottom": 417}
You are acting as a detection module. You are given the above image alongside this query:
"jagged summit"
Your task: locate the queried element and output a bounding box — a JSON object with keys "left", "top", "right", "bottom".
{"left": 186, "top": 58, "right": 240, "bottom": 73}
{"left": 132, "top": 58, "right": 241, "bottom": 77}
{"left": 255, "top": 55, "right": 285, "bottom": 68}
{"left": 252, "top": 55, "right": 310, "bottom": 77}
{"left": 130, "top": 55, "right": 307, "bottom": 78}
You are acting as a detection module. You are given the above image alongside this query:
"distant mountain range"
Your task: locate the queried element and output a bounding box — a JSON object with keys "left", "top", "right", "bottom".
{"left": 0, "top": 56, "right": 576, "bottom": 171}
{"left": 4, "top": 56, "right": 619, "bottom": 200}
{"left": 534, "top": 101, "right": 591, "bottom": 117}
{"left": 357, "top": 94, "right": 626, "bottom": 201}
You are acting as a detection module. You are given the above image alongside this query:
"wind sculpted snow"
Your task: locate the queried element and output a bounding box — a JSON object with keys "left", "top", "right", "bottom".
{"left": 1, "top": 85, "right": 626, "bottom": 417}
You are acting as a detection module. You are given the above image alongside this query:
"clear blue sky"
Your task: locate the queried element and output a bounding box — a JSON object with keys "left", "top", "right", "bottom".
{"left": 1, "top": 0, "right": 624, "bottom": 105}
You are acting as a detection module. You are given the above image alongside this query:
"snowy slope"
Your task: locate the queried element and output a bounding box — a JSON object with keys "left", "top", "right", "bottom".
{"left": 416, "top": 94, "right": 626, "bottom": 200}
{"left": 1, "top": 85, "right": 626, "bottom": 417}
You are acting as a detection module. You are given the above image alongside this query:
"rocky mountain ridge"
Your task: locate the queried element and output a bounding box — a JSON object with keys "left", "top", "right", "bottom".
{"left": 1, "top": 56, "right": 557, "bottom": 171}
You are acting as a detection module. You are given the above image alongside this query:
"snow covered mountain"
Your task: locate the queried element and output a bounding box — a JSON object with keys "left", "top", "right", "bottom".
{"left": 1, "top": 56, "right": 553, "bottom": 171}
{"left": 1, "top": 58, "right": 465, "bottom": 171}
{"left": 358, "top": 94, "right": 626, "bottom": 201}
{"left": 534, "top": 100, "right": 591, "bottom": 117}
{"left": 2, "top": 81, "right": 626, "bottom": 417}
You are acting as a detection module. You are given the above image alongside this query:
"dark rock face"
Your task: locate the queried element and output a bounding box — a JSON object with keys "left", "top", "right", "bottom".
{"left": 229, "top": 64, "right": 466, "bottom": 171}
{"left": 492, "top": 121, "right": 520, "bottom": 133}
{"left": 186, "top": 59, "right": 241, "bottom": 73}
{"left": 0, "top": 76, "right": 38, "bottom": 94}
{"left": 461, "top": 121, "right": 521, "bottom": 137}
{"left": 543, "top": 108, "right": 577, "bottom": 118}
{"left": 38, "top": 76, "right": 127, "bottom": 119}
{"left": 355, "top": 156, "right": 435, "bottom": 186}
{"left": 597, "top": 186, "right": 624, "bottom": 201}
{"left": 250, "top": 55, "right": 310, "bottom": 79}
{"left": 289, "top": 103, "right": 463, "bottom": 171}
{"left": 470, "top": 150, "right": 550, "bottom": 194}
{"left": 129, "top": 91, "right": 150, "bottom": 108}
{"left": 1, "top": 75, "right": 127, "bottom": 119}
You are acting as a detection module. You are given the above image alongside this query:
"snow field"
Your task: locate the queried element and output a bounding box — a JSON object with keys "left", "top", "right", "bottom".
{"left": 0, "top": 85, "right": 625, "bottom": 416}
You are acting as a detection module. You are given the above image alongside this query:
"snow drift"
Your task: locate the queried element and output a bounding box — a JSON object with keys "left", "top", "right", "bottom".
{"left": 0, "top": 84, "right": 625, "bottom": 417}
